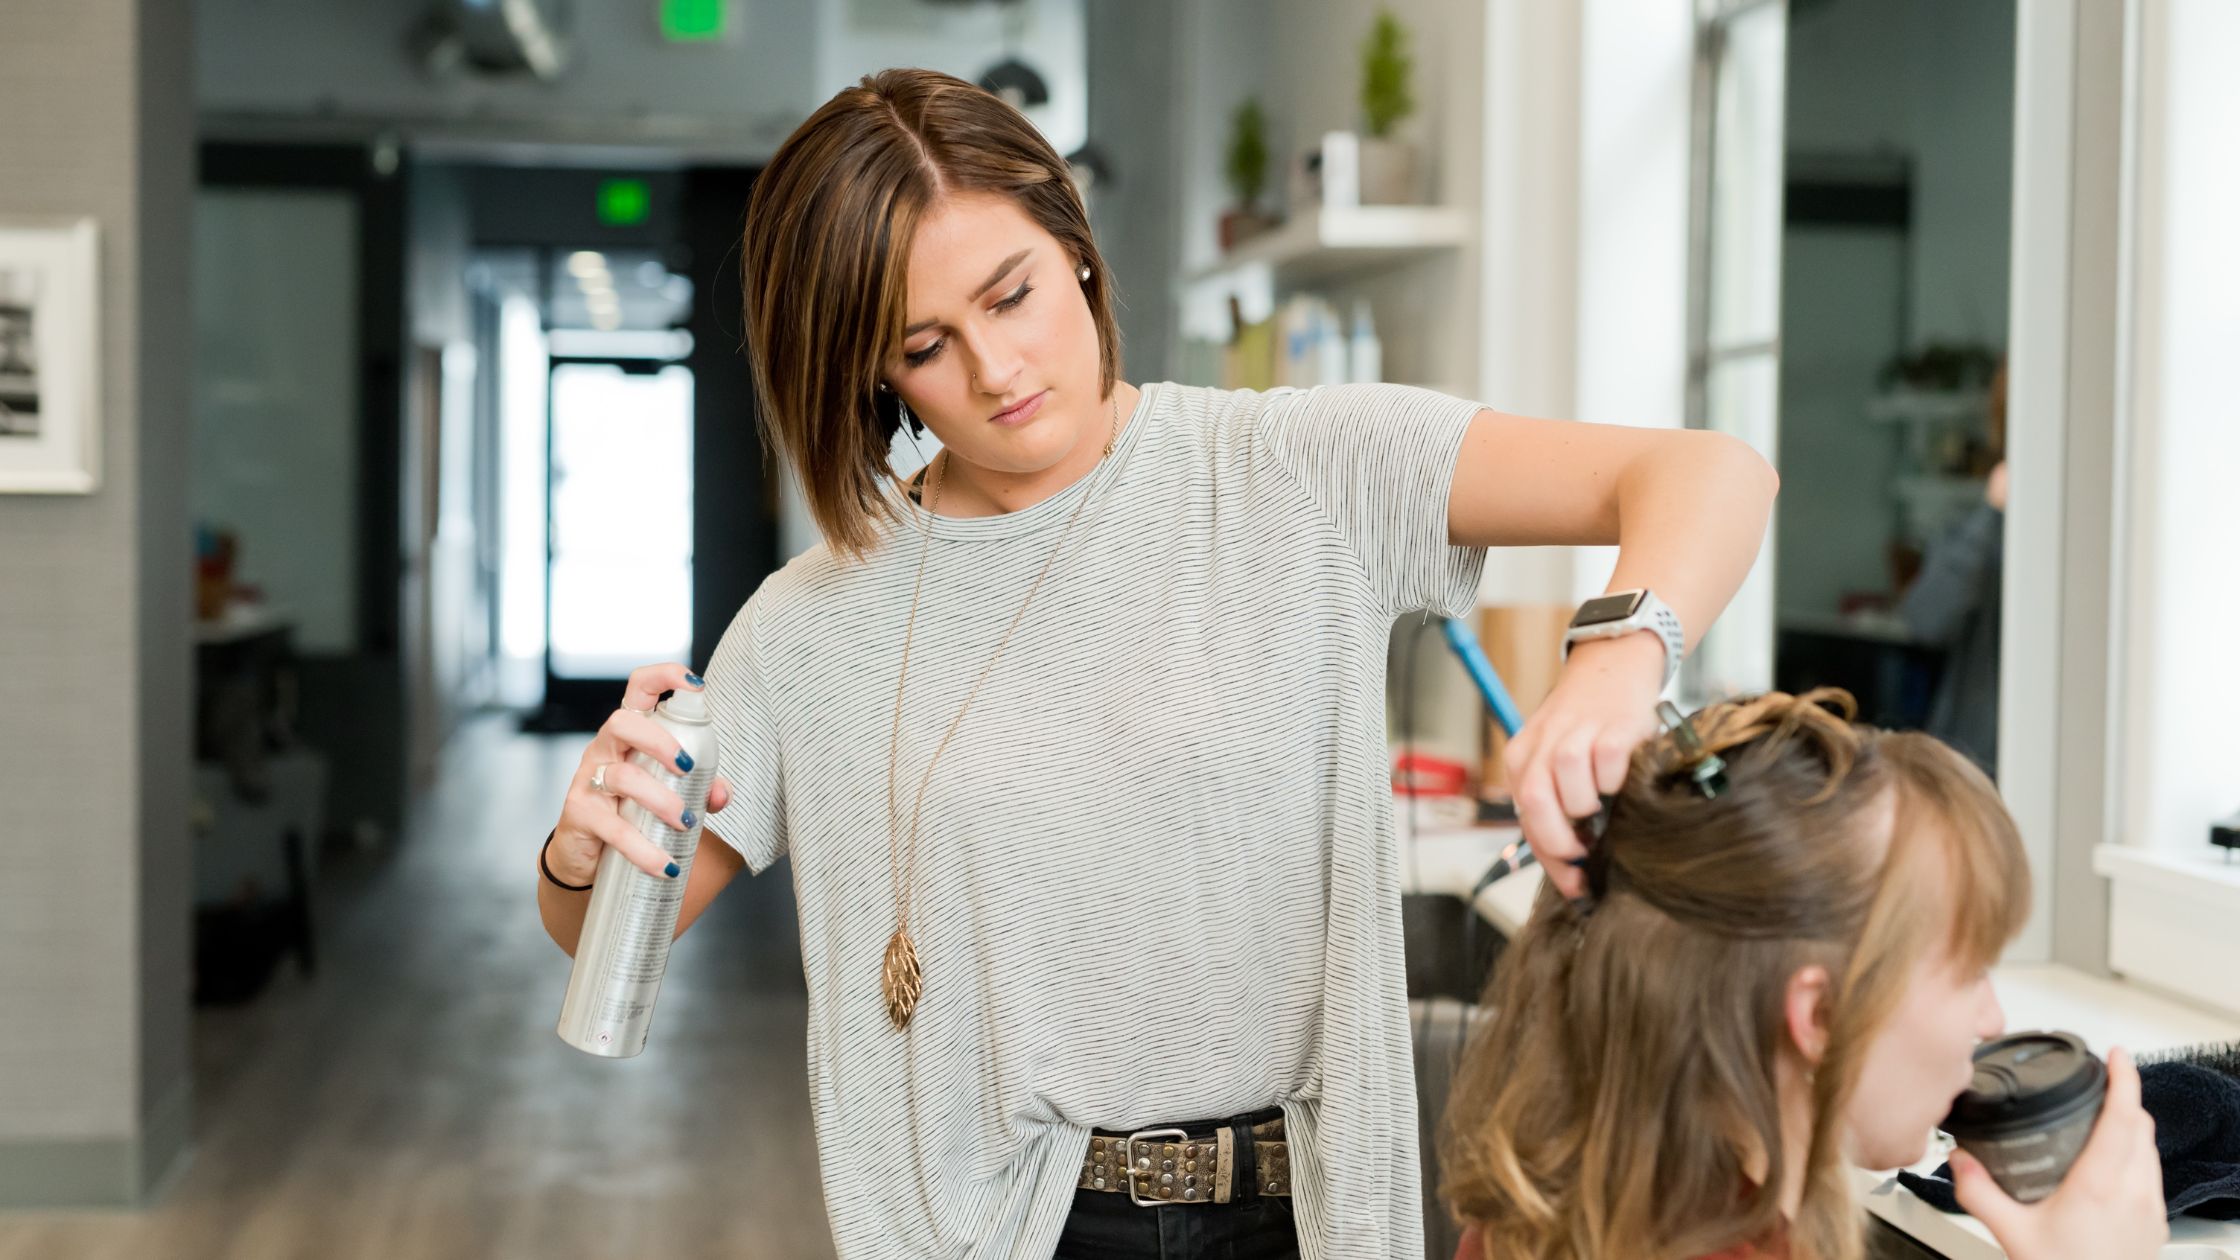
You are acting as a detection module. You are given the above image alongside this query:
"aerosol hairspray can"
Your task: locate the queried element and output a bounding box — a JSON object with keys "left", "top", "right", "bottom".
{"left": 556, "top": 688, "right": 719, "bottom": 1058}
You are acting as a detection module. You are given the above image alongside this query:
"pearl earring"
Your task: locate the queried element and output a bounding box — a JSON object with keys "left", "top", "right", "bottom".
{"left": 1078, "top": 265, "right": 1091, "bottom": 282}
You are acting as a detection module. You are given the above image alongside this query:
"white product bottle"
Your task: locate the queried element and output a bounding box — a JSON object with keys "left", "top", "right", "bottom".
{"left": 1349, "top": 299, "right": 1383, "bottom": 385}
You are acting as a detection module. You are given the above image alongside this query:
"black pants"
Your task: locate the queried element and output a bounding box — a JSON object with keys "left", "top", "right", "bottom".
{"left": 1053, "top": 1110, "right": 1301, "bottom": 1259}
{"left": 1053, "top": 1188, "right": 1298, "bottom": 1259}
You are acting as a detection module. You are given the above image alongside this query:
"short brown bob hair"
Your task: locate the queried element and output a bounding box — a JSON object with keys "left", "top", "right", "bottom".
{"left": 741, "top": 67, "right": 1123, "bottom": 560}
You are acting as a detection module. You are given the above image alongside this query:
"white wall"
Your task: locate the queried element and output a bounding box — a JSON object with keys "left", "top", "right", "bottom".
{"left": 1564, "top": 0, "right": 1693, "bottom": 608}
{"left": 1192, "top": 0, "right": 1688, "bottom": 610}
{"left": 817, "top": 0, "right": 1087, "bottom": 157}
{"left": 2119, "top": 0, "right": 2240, "bottom": 858}
{"left": 1169, "top": 0, "right": 1482, "bottom": 390}
{"left": 1272, "top": 0, "right": 1485, "bottom": 399}
{"left": 1473, "top": 0, "right": 1581, "bottom": 607}
{"left": 2001, "top": 0, "right": 2127, "bottom": 967}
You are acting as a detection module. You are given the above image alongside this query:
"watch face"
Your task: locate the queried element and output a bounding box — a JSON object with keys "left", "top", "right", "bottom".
{"left": 1573, "top": 590, "right": 1648, "bottom": 628}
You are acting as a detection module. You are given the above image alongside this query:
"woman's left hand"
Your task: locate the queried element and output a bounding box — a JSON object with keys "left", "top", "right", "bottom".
{"left": 1501, "top": 631, "right": 1667, "bottom": 899}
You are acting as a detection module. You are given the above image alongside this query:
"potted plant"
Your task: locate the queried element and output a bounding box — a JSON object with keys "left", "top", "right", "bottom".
{"left": 1358, "top": 9, "right": 1419, "bottom": 204}
{"left": 1221, "top": 97, "right": 1279, "bottom": 250}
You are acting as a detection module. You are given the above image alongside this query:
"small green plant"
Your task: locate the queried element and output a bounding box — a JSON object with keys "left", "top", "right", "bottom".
{"left": 1226, "top": 98, "right": 1270, "bottom": 209}
{"left": 1361, "top": 10, "right": 1416, "bottom": 139}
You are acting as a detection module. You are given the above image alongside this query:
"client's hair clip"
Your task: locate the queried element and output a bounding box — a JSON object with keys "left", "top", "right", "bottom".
{"left": 1658, "top": 700, "right": 1728, "bottom": 799}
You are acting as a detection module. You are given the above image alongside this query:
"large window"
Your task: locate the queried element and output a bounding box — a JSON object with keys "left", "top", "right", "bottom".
{"left": 2092, "top": 0, "right": 2240, "bottom": 1010}
{"left": 546, "top": 361, "right": 695, "bottom": 680}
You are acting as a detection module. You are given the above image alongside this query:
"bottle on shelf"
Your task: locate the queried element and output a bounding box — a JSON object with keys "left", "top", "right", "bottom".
{"left": 1349, "top": 299, "right": 1383, "bottom": 385}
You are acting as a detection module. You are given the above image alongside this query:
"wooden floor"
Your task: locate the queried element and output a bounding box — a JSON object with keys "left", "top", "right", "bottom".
{"left": 0, "top": 715, "right": 836, "bottom": 1260}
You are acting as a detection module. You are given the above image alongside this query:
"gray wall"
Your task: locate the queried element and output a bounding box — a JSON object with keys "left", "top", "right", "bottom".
{"left": 191, "top": 190, "right": 363, "bottom": 654}
{"left": 196, "top": 0, "right": 819, "bottom": 152}
{"left": 1786, "top": 0, "right": 2016, "bottom": 345}
{"left": 1085, "top": 0, "right": 1182, "bottom": 384}
{"left": 1777, "top": 0, "right": 2016, "bottom": 622}
{"left": 403, "top": 161, "right": 480, "bottom": 786}
{"left": 0, "top": 0, "right": 196, "bottom": 1206}
{"left": 197, "top": 0, "right": 1087, "bottom": 161}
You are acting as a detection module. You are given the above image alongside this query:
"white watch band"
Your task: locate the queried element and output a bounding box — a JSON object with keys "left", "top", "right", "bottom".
{"left": 1563, "top": 590, "right": 1685, "bottom": 693}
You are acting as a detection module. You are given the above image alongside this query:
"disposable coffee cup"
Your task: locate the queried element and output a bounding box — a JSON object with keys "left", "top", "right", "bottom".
{"left": 1938, "top": 1030, "right": 2105, "bottom": 1203}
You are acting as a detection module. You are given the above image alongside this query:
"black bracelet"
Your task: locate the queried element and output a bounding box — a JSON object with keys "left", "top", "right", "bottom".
{"left": 540, "top": 829, "right": 595, "bottom": 891}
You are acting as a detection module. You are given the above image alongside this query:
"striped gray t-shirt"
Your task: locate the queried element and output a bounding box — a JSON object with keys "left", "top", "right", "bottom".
{"left": 702, "top": 381, "right": 1488, "bottom": 1259}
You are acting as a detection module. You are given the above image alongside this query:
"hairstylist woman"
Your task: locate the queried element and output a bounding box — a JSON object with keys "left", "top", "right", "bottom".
{"left": 536, "top": 68, "right": 1777, "bottom": 1260}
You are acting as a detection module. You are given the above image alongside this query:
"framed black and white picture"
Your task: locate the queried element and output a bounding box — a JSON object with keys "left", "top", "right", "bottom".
{"left": 0, "top": 218, "right": 100, "bottom": 494}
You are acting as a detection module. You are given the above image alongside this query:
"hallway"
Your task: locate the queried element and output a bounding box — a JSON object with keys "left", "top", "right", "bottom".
{"left": 0, "top": 716, "right": 834, "bottom": 1260}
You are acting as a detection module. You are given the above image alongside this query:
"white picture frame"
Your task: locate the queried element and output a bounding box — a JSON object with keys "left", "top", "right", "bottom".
{"left": 0, "top": 217, "right": 101, "bottom": 494}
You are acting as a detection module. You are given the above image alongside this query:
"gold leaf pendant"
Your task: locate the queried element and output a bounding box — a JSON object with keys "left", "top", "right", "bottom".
{"left": 881, "top": 928, "right": 923, "bottom": 1031}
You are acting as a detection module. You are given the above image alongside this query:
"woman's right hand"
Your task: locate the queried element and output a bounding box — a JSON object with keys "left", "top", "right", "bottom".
{"left": 1951, "top": 1047, "right": 2168, "bottom": 1260}
{"left": 546, "top": 663, "right": 733, "bottom": 887}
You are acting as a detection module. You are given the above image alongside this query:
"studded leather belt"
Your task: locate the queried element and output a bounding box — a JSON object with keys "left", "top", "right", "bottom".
{"left": 1077, "top": 1112, "right": 1290, "bottom": 1206}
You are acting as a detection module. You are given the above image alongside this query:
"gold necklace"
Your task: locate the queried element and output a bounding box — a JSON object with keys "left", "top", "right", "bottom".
{"left": 881, "top": 393, "right": 1123, "bottom": 1031}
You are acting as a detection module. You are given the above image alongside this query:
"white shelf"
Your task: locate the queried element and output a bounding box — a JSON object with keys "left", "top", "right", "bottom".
{"left": 1865, "top": 388, "right": 1989, "bottom": 425}
{"left": 1181, "top": 204, "right": 1471, "bottom": 288}
{"left": 2095, "top": 842, "right": 2240, "bottom": 908}
{"left": 194, "top": 603, "right": 295, "bottom": 646}
{"left": 1779, "top": 610, "right": 1922, "bottom": 646}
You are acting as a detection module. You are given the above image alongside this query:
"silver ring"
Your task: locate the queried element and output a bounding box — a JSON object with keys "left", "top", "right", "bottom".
{"left": 624, "top": 702, "right": 656, "bottom": 716}
{"left": 590, "top": 762, "right": 615, "bottom": 795}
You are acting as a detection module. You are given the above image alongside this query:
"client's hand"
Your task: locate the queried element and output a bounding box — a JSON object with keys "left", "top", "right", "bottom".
{"left": 1951, "top": 1047, "right": 2168, "bottom": 1260}
{"left": 1502, "top": 631, "right": 1664, "bottom": 900}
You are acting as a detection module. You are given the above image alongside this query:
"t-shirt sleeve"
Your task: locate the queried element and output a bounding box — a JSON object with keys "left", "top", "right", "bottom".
{"left": 697, "top": 597, "right": 787, "bottom": 874}
{"left": 1258, "top": 382, "right": 1490, "bottom": 619}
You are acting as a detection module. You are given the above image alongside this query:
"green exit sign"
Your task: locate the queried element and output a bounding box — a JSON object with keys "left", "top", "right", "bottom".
{"left": 660, "top": 0, "right": 726, "bottom": 42}
{"left": 596, "top": 178, "right": 652, "bottom": 227}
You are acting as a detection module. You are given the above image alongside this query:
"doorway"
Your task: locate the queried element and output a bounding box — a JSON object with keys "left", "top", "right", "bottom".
{"left": 542, "top": 355, "right": 696, "bottom": 721}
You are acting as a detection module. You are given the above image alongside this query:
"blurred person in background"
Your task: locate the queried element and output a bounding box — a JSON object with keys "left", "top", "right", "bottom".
{"left": 1900, "top": 362, "right": 2008, "bottom": 777}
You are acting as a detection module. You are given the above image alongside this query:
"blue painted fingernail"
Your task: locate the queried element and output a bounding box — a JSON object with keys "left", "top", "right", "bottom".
{"left": 685, "top": 672, "right": 703, "bottom": 687}
{"left": 664, "top": 861, "right": 680, "bottom": 879}
{"left": 681, "top": 809, "right": 697, "bottom": 829}
{"left": 675, "top": 750, "right": 694, "bottom": 772}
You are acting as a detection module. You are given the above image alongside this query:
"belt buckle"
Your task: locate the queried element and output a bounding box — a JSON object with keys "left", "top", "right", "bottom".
{"left": 1121, "top": 1127, "right": 1189, "bottom": 1207}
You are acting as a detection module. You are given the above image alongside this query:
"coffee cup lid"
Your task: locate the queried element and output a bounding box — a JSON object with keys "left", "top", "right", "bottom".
{"left": 1941, "top": 1031, "right": 2104, "bottom": 1135}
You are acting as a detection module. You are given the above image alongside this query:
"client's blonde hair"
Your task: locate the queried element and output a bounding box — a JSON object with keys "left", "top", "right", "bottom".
{"left": 1440, "top": 690, "right": 2029, "bottom": 1260}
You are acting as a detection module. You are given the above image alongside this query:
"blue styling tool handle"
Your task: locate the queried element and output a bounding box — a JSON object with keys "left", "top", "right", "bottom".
{"left": 1439, "top": 617, "right": 1540, "bottom": 894}
{"left": 1441, "top": 617, "right": 1525, "bottom": 738}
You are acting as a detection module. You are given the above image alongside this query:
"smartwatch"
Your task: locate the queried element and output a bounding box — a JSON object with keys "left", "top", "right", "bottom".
{"left": 1563, "top": 589, "right": 1686, "bottom": 693}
